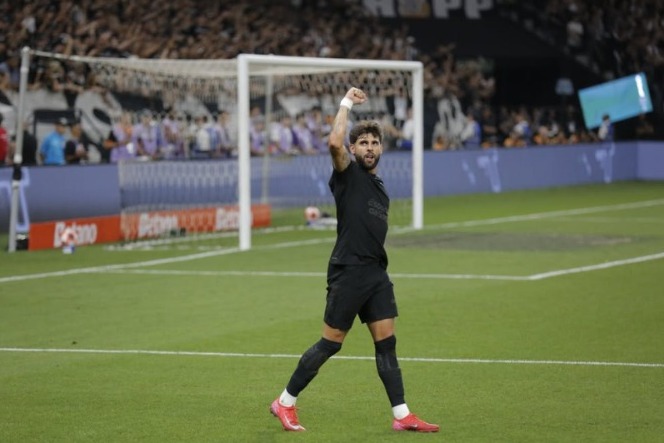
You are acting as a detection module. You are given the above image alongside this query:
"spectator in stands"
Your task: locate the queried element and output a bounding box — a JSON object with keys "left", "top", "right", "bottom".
{"left": 133, "top": 110, "right": 162, "bottom": 160}
{"left": 597, "top": 113, "right": 614, "bottom": 142}
{"left": 292, "top": 113, "right": 317, "bottom": 155}
{"left": 497, "top": 106, "right": 515, "bottom": 144}
{"left": 39, "top": 117, "right": 69, "bottom": 165}
{"left": 389, "top": 87, "right": 410, "bottom": 130}
{"left": 511, "top": 109, "right": 532, "bottom": 146}
{"left": 431, "top": 120, "right": 453, "bottom": 151}
{"left": 460, "top": 112, "right": 482, "bottom": 149}
{"left": 191, "top": 114, "right": 214, "bottom": 158}
{"left": 376, "top": 111, "right": 400, "bottom": 151}
{"left": 35, "top": 60, "right": 66, "bottom": 93}
{"left": 64, "top": 121, "right": 90, "bottom": 164}
{"left": 532, "top": 125, "right": 554, "bottom": 146}
{"left": 397, "top": 107, "right": 414, "bottom": 150}
{"left": 212, "top": 110, "right": 235, "bottom": 158}
{"left": 103, "top": 112, "right": 136, "bottom": 163}
{"left": 478, "top": 106, "right": 499, "bottom": 148}
{"left": 272, "top": 114, "right": 298, "bottom": 155}
{"left": 0, "top": 51, "right": 20, "bottom": 91}
{"left": 160, "top": 109, "right": 184, "bottom": 160}
{"left": 562, "top": 104, "right": 583, "bottom": 143}
{"left": 305, "top": 107, "right": 327, "bottom": 153}
{"left": 249, "top": 116, "right": 267, "bottom": 157}
{"left": 503, "top": 129, "right": 528, "bottom": 148}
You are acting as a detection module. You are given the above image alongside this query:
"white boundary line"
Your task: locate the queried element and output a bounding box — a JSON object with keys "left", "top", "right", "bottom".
{"left": 99, "top": 250, "right": 664, "bottom": 281}
{"left": 2, "top": 247, "right": 663, "bottom": 284}
{"left": 2, "top": 198, "right": 663, "bottom": 285}
{"left": 417, "top": 198, "right": 664, "bottom": 231}
{"left": 527, "top": 251, "right": 664, "bottom": 280}
{"left": 0, "top": 347, "right": 661, "bottom": 368}
{"left": 106, "top": 268, "right": 530, "bottom": 281}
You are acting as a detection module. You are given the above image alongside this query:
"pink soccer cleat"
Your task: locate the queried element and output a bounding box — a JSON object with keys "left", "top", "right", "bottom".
{"left": 270, "top": 398, "right": 306, "bottom": 431}
{"left": 392, "top": 413, "right": 440, "bottom": 433}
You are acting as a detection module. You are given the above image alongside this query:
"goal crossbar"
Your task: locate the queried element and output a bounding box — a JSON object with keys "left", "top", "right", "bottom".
{"left": 235, "top": 54, "right": 424, "bottom": 250}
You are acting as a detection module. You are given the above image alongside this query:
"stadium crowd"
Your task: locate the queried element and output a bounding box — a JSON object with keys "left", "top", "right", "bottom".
{"left": 508, "top": 0, "right": 662, "bottom": 134}
{"left": 0, "top": 0, "right": 655, "bottom": 166}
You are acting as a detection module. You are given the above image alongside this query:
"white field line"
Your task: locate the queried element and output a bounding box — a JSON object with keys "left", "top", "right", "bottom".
{"left": 550, "top": 216, "right": 664, "bottom": 224}
{"left": 416, "top": 198, "right": 664, "bottom": 232}
{"left": 103, "top": 250, "right": 664, "bottom": 281}
{"left": 2, "top": 199, "right": 663, "bottom": 285}
{"left": 0, "top": 347, "right": 662, "bottom": 368}
{"left": 526, "top": 251, "right": 664, "bottom": 280}
{"left": 0, "top": 247, "right": 239, "bottom": 283}
{"left": 106, "top": 268, "right": 530, "bottom": 281}
{"left": 0, "top": 238, "right": 338, "bottom": 284}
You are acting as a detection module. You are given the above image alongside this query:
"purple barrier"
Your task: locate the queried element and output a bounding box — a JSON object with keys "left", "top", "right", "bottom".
{"left": 1, "top": 141, "right": 662, "bottom": 232}
{"left": 423, "top": 142, "right": 639, "bottom": 196}
{"left": 637, "top": 141, "right": 664, "bottom": 180}
{"left": 1, "top": 164, "right": 121, "bottom": 230}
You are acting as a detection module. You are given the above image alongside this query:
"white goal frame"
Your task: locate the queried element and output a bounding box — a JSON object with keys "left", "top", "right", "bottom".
{"left": 236, "top": 54, "right": 424, "bottom": 250}
{"left": 8, "top": 51, "right": 424, "bottom": 252}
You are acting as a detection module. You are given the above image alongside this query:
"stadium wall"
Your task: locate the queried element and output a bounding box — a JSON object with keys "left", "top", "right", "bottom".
{"left": 1, "top": 142, "right": 662, "bottom": 232}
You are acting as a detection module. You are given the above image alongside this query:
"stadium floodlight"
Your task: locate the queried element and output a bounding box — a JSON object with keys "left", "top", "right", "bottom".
{"left": 9, "top": 50, "right": 424, "bottom": 252}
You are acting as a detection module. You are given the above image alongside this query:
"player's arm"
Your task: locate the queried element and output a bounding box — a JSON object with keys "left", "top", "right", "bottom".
{"left": 328, "top": 87, "right": 366, "bottom": 171}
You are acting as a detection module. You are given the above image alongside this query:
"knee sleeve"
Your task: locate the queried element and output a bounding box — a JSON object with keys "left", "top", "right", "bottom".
{"left": 374, "top": 335, "right": 399, "bottom": 371}
{"left": 302, "top": 338, "right": 342, "bottom": 369}
{"left": 286, "top": 338, "right": 342, "bottom": 396}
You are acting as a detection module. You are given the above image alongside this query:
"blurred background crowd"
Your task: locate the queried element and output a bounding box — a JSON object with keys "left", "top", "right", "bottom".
{"left": 0, "top": 0, "right": 662, "bottom": 166}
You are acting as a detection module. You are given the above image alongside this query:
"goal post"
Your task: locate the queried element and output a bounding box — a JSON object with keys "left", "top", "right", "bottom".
{"left": 8, "top": 50, "right": 424, "bottom": 252}
{"left": 235, "top": 54, "right": 424, "bottom": 250}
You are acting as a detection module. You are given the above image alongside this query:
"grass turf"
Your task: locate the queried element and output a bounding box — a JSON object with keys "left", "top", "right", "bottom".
{"left": 1, "top": 181, "right": 663, "bottom": 442}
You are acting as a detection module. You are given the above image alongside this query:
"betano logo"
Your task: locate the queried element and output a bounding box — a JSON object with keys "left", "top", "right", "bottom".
{"left": 215, "top": 207, "right": 241, "bottom": 231}
{"left": 137, "top": 213, "right": 179, "bottom": 238}
{"left": 53, "top": 222, "right": 98, "bottom": 247}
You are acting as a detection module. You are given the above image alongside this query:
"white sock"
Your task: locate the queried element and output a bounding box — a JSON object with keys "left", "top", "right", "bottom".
{"left": 279, "top": 389, "right": 297, "bottom": 407}
{"left": 392, "top": 403, "right": 410, "bottom": 420}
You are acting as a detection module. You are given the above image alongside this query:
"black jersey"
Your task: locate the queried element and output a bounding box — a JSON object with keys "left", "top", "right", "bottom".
{"left": 328, "top": 160, "right": 389, "bottom": 268}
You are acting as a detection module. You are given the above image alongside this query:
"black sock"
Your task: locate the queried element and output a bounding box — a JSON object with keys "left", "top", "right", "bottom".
{"left": 286, "top": 337, "right": 342, "bottom": 397}
{"left": 375, "top": 335, "right": 405, "bottom": 407}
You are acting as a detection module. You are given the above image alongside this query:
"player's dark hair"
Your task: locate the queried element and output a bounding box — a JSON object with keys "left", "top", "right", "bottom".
{"left": 349, "top": 120, "right": 382, "bottom": 145}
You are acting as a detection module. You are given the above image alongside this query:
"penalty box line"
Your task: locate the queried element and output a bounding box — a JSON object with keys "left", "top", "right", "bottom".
{"left": 2, "top": 247, "right": 663, "bottom": 284}
{"left": 2, "top": 248, "right": 663, "bottom": 284}
{"left": 0, "top": 347, "right": 662, "bottom": 369}
{"left": 103, "top": 249, "right": 664, "bottom": 282}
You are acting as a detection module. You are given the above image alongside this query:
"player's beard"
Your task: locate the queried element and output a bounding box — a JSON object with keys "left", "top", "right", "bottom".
{"left": 355, "top": 152, "right": 380, "bottom": 171}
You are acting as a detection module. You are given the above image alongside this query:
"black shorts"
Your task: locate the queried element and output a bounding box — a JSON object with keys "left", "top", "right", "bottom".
{"left": 324, "top": 262, "right": 398, "bottom": 331}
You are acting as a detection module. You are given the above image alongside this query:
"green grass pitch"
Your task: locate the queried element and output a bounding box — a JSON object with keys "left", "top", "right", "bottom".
{"left": 1, "top": 181, "right": 663, "bottom": 442}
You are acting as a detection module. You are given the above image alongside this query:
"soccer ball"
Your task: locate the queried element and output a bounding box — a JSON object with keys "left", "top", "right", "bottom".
{"left": 304, "top": 206, "right": 321, "bottom": 222}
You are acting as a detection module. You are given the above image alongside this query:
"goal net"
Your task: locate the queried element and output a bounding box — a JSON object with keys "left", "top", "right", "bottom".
{"left": 12, "top": 52, "right": 424, "bottom": 250}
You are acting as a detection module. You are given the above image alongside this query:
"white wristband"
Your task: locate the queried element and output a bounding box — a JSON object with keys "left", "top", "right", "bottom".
{"left": 340, "top": 97, "right": 353, "bottom": 110}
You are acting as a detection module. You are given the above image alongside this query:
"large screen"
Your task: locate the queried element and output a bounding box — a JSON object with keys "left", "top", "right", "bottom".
{"left": 578, "top": 72, "right": 652, "bottom": 129}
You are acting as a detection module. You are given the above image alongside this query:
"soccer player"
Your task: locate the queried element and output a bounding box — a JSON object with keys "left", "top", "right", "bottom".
{"left": 270, "top": 87, "right": 439, "bottom": 433}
